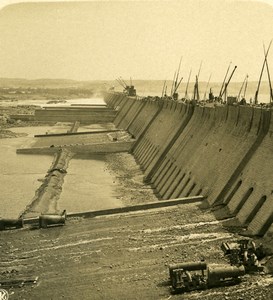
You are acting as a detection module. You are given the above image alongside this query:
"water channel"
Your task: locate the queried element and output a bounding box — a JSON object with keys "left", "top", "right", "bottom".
{"left": 0, "top": 98, "right": 125, "bottom": 218}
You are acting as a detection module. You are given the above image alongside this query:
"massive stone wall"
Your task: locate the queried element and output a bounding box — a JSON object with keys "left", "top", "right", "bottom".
{"left": 104, "top": 92, "right": 273, "bottom": 237}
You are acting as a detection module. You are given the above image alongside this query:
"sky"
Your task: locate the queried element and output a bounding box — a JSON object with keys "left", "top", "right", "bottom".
{"left": 0, "top": 0, "right": 273, "bottom": 82}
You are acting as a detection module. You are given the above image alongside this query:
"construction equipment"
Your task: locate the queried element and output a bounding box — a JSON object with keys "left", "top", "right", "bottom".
{"left": 237, "top": 74, "right": 248, "bottom": 103}
{"left": 124, "top": 85, "right": 136, "bottom": 97}
{"left": 184, "top": 69, "right": 192, "bottom": 100}
{"left": 169, "top": 58, "right": 183, "bottom": 100}
{"left": 221, "top": 239, "right": 265, "bottom": 272}
{"left": 192, "top": 61, "right": 203, "bottom": 101}
{"left": 0, "top": 276, "right": 38, "bottom": 288}
{"left": 203, "top": 73, "right": 212, "bottom": 100}
{"left": 219, "top": 65, "right": 237, "bottom": 100}
{"left": 207, "top": 265, "right": 245, "bottom": 287}
{"left": 254, "top": 40, "right": 272, "bottom": 104}
{"left": 263, "top": 42, "right": 273, "bottom": 103}
{"left": 219, "top": 61, "right": 232, "bottom": 99}
{"left": 116, "top": 77, "right": 136, "bottom": 96}
{"left": 0, "top": 218, "right": 23, "bottom": 231}
{"left": 169, "top": 261, "right": 245, "bottom": 294}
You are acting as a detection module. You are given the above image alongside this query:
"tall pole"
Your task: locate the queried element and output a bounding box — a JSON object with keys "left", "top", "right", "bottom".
{"left": 220, "top": 65, "right": 237, "bottom": 98}
{"left": 243, "top": 75, "right": 248, "bottom": 99}
{"left": 197, "top": 61, "right": 203, "bottom": 79}
{"left": 219, "top": 61, "right": 232, "bottom": 98}
{"left": 254, "top": 40, "right": 272, "bottom": 104}
{"left": 203, "top": 73, "right": 212, "bottom": 100}
{"left": 119, "top": 77, "right": 128, "bottom": 87}
{"left": 263, "top": 42, "right": 273, "bottom": 104}
{"left": 237, "top": 74, "right": 248, "bottom": 101}
{"left": 185, "top": 69, "right": 192, "bottom": 99}
{"left": 116, "top": 78, "right": 126, "bottom": 88}
{"left": 170, "top": 70, "right": 176, "bottom": 96}
{"left": 174, "top": 56, "right": 183, "bottom": 94}
{"left": 164, "top": 85, "right": 168, "bottom": 97}
{"left": 174, "top": 77, "right": 183, "bottom": 94}
{"left": 193, "top": 75, "right": 200, "bottom": 101}
{"left": 161, "top": 80, "right": 166, "bottom": 98}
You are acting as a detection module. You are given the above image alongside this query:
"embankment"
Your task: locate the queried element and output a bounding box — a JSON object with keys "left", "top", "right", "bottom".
{"left": 104, "top": 92, "right": 273, "bottom": 237}
{"left": 21, "top": 148, "right": 73, "bottom": 218}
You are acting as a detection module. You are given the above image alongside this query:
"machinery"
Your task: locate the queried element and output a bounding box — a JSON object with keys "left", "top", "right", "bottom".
{"left": 0, "top": 210, "right": 67, "bottom": 231}
{"left": 124, "top": 85, "right": 136, "bottom": 97}
{"left": 169, "top": 261, "right": 207, "bottom": 292}
{"left": 169, "top": 261, "right": 245, "bottom": 294}
{"left": 0, "top": 218, "right": 23, "bottom": 230}
{"left": 116, "top": 77, "right": 136, "bottom": 97}
{"left": 221, "top": 239, "right": 265, "bottom": 272}
{"left": 39, "top": 210, "right": 66, "bottom": 228}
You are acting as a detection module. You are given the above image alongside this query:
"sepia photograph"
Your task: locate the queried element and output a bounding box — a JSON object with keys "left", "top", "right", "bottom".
{"left": 1, "top": 0, "right": 273, "bottom": 299}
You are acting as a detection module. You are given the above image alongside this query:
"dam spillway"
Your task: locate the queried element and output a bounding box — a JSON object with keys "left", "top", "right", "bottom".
{"left": 104, "top": 92, "right": 273, "bottom": 237}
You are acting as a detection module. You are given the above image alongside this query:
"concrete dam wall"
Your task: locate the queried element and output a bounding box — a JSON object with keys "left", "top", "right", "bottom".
{"left": 104, "top": 92, "right": 273, "bottom": 237}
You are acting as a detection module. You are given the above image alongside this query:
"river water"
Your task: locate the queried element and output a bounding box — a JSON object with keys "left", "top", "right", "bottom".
{"left": 58, "top": 154, "right": 123, "bottom": 213}
{"left": 0, "top": 97, "right": 124, "bottom": 218}
{"left": 0, "top": 97, "right": 105, "bottom": 107}
{"left": 0, "top": 133, "right": 53, "bottom": 219}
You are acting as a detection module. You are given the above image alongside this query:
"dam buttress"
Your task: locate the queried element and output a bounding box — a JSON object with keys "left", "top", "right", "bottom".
{"left": 104, "top": 92, "right": 273, "bottom": 238}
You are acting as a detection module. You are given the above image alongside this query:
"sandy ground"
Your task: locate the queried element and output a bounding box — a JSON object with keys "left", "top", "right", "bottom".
{"left": 1, "top": 204, "right": 273, "bottom": 300}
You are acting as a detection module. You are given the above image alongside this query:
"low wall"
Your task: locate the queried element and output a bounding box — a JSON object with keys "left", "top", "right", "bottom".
{"left": 21, "top": 148, "right": 73, "bottom": 218}
{"left": 34, "top": 107, "right": 116, "bottom": 123}
{"left": 10, "top": 114, "right": 35, "bottom": 121}
{"left": 16, "top": 141, "right": 134, "bottom": 155}
{"left": 105, "top": 92, "right": 273, "bottom": 237}
{"left": 67, "top": 196, "right": 204, "bottom": 218}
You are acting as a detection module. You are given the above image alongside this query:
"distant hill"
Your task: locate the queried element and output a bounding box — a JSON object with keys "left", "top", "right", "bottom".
{"left": 0, "top": 78, "right": 272, "bottom": 102}
{"left": 0, "top": 78, "right": 105, "bottom": 89}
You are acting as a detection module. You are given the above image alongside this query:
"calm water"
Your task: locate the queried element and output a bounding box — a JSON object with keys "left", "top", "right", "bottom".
{"left": 0, "top": 97, "right": 105, "bottom": 107}
{"left": 58, "top": 155, "right": 122, "bottom": 213}
{"left": 0, "top": 135, "right": 53, "bottom": 218}
{"left": 0, "top": 127, "right": 122, "bottom": 218}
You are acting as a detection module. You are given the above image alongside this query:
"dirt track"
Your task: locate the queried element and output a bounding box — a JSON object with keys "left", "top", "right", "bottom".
{"left": 1, "top": 203, "right": 273, "bottom": 300}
